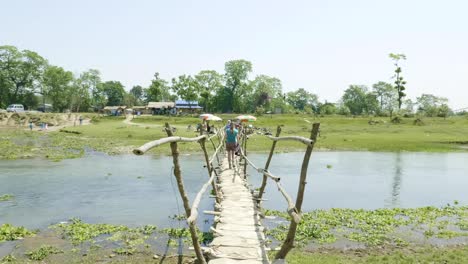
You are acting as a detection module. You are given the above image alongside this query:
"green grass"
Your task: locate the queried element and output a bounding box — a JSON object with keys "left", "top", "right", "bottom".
{"left": 285, "top": 246, "right": 468, "bottom": 264}
{"left": 1, "top": 114, "right": 467, "bottom": 160}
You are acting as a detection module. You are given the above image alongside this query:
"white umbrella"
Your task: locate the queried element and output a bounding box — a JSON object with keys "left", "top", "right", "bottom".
{"left": 199, "top": 114, "right": 223, "bottom": 121}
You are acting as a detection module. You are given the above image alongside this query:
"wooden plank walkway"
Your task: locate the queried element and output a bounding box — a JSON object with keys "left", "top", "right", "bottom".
{"left": 207, "top": 156, "right": 270, "bottom": 264}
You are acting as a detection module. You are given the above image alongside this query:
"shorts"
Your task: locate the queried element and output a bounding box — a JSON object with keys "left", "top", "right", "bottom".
{"left": 226, "top": 142, "right": 237, "bottom": 151}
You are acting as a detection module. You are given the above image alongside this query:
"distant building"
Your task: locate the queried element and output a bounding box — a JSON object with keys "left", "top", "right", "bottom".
{"left": 175, "top": 100, "right": 203, "bottom": 113}
{"left": 147, "top": 102, "right": 176, "bottom": 115}
{"left": 103, "top": 106, "right": 126, "bottom": 116}
{"left": 132, "top": 105, "right": 149, "bottom": 115}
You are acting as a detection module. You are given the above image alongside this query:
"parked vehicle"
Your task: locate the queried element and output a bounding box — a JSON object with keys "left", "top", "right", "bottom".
{"left": 37, "top": 104, "right": 53, "bottom": 113}
{"left": 6, "top": 104, "right": 25, "bottom": 112}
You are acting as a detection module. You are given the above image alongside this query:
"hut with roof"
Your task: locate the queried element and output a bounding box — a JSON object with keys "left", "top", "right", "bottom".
{"left": 147, "top": 102, "right": 176, "bottom": 115}
{"left": 175, "top": 100, "right": 203, "bottom": 113}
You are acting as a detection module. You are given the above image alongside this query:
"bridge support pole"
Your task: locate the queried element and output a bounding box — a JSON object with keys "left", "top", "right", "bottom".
{"left": 165, "top": 123, "right": 207, "bottom": 264}
{"left": 200, "top": 138, "right": 221, "bottom": 204}
{"left": 258, "top": 125, "right": 282, "bottom": 199}
{"left": 243, "top": 131, "right": 248, "bottom": 178}
{"left": 275, "top": 123, "right": 320, "bottom": 260}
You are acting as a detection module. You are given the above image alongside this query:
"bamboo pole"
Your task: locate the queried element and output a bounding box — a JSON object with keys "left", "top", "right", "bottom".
{"left": 243, "top": 129, "right": 248, "bottom": 178}
{"left": 187, "top": 170, "right": 216, "bottom": 224}
{"left": 164, "top": 123, "right": 206, "bottom": 264}
{"left": 275, "top": 181, "right": 301, "bottom": 223}
{"left": 265, "top": 135, "right": 314, "bottom": 146}
{"left": 133, "top": 135, "right": 206, "bottom": 155}
{"left": 275, "top": 123, "right": 320, "bottom": 260}
{"left": 258, "top": 126, "right": 282, "bottom": 199}
{"left": 199, "top": 137, "right": 220, "bottom": 204}
{"left": 209, "top": 137, "right": 221, "bottom": 164}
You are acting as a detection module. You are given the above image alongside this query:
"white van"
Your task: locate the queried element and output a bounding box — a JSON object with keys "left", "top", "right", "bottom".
{"left": 6, "top": 104, "right": 25, "bottom": 112}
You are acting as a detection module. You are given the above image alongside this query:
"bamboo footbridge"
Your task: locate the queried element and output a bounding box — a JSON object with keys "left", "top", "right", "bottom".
{"left": 134, "top": 122, "right": 320, "bottom": 264}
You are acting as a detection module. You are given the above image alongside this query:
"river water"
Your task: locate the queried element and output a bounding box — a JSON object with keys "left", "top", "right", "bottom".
{"left": 1, "top": 152, "right": 467, "bottom": 230}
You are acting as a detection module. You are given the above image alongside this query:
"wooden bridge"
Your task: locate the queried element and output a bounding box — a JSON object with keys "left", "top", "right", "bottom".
{"left": 134, "top": 122, "right": 320, "bottom": 263}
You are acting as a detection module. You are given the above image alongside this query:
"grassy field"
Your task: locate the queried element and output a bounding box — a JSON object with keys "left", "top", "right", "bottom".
{"left": 1, "top": 114, "right": 468, "bottom": 160}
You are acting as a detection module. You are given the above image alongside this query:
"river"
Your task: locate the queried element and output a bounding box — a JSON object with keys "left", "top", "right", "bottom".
{"left": 1, "top": 152, "right": 467, "bottom": 230}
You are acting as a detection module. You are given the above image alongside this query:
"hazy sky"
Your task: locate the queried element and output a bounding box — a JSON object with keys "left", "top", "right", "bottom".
{"left": 2, "top": 0, "right": 467, "bottom": 109}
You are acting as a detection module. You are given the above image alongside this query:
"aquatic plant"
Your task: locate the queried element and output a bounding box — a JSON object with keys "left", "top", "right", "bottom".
{"left": 52, "top": 218, "right": 129, "bottom": 245}
{"left": 265, "top": 204, "right": 468, "bottom": 247}
{"left": 0, "top": 194, "right": 14, "bottom": 202}
{"left": 25, "top": 245, "right": 63, "bottom": 260}
{"left": 0, "top": 224, "right": 35, "bottom": 242}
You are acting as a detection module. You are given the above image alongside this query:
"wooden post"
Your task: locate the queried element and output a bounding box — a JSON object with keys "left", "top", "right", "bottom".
{"left": 164, "top": 123, "right": 206, "bottom": 264}
{"left": 275, "top": 123, "right": 320, "bottom": 260}
{"left": 209, "top": 137, "right": 221, "bottom": 164}
{"left": 243, "top": 129, "right": 248, "bottom": 178}
{"left": 199, "top": 138, "right": 221, "bottom": 204}
{"left": 258, "top": 125, "right": 282, "bottom": 199}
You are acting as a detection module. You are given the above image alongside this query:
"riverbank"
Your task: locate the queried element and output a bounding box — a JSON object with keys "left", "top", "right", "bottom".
{"left": 1, "top": 114, "right": 467, "bottom": 160}
{"left": 1, "top": 204, "right": 466, "bottom": 263}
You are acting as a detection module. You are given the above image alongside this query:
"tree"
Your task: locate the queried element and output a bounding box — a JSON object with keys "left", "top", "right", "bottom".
{"left": 171, "top": 75, "right": 199, "bottom": 110}
{"left": 81, "top": 69, "right": 104, "bottom": 110}
{"left": 341, "top": 85, "right": 375, "bottom": 115}
{"left": 194, "top": 70, "right": 224, "bottom": 112}
{"left": 224, "top": 60, "right": 253, "bottom": 112}
{"left": 0, "top": 45, "right": 47, "bottom": 107}
{"left": 416, "top": 94, "right": 450, "bottom": 117}
{"left": 145, "top": 73, "right": 171, "bottom": 102}
{"left": 42, "top": 65, "right": 74, "bottom": 112}
{"left": 250, "top": 75, "right": 282, "bottom": 111}
{"left": 129, "top": 85, "right": 144, "bottom": 105}
{"left": 372, "top": 81, "right": 398, "bottom": 116}
{"left": 389, "top": 53, "right": 407, "bottom": 110}
{"left": 101, "top": 81, "right": 126, "bottom": 106}
{"left": 286, "top": 88, "right": 319, "bottom": 111}
{"left": 319, "top": 102, "right": 337, "bottom": 115}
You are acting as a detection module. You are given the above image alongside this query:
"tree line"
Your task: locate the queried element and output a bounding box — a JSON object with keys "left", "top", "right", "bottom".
{"left": 0, "top": 45, "right": 454, "bottom": 117}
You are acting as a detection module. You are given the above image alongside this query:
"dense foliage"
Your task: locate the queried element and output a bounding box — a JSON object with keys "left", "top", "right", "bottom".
{"left": 0, "top": 46, "right": 455, "bottom": 116}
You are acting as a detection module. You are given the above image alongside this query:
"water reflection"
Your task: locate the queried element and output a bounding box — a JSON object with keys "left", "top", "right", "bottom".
{"left": 387, "top": 152, "right": 402, "bottom": 207}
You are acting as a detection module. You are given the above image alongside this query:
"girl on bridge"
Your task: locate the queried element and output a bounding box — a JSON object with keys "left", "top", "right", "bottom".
{"left": 225, "top": 120, "right": 239, "bottom": 169}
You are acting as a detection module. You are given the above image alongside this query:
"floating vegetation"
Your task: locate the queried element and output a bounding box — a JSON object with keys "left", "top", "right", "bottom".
{"left": 0, "top": 224, "right": 36, "bottom": 242}
{"left": 25, "top": 245, "right": 63, "bottom": 261}
{"left": 326, "top": 164, "right": 332, "bottom": 169}
{"left": 0, "top": 254, "right": 16, "bottom": 263}
{"left": 51, "top": 218, "right": 129, "bottom": 245}
{"left": 108, "top": 230, "right": 147, "bottom": 255}
{"left": 0, "top": 194, "right": 14, "bottom": 202}
{"left": 265, "top": 204, "right": 468, "bottom": 247}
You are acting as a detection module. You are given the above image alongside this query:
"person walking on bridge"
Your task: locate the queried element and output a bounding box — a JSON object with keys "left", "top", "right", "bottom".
{"left": 225, "top": 120, "right": 238, "bottom": 169}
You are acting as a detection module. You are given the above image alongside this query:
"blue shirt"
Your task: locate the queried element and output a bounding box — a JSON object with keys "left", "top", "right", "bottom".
{"left": 226, "top": 128, "right": 238, "bottom": 143}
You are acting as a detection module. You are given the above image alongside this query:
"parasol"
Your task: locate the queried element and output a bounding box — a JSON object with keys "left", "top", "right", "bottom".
{"left": 236, "top": 115, "right": 257, "bottom": 122}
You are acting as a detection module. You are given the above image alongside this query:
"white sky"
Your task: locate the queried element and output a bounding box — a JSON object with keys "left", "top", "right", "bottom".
{"left": 1, "top": 0, "right": 467, "bottom": 109}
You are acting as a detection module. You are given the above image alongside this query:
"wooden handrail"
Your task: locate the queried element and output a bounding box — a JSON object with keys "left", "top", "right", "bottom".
{"left": 275, "top": 181, "right": 301, "bottom": 223}
{"left": 133, "top": 135, "right": 207, "bottom": 155}
{"left": 238, "top": 146, "right": 300, "bottom": 223}
{"left": 187, "top": 170, "right": 216, "bottom": 224}
{"left": 239, "top": 147, "right": 280, "bottom": 182}
{"left": 266, "top": 135, "right": 314, "bottom": 146}
{"left": 209, "top": 132, "right": 225, "bottom": 164}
